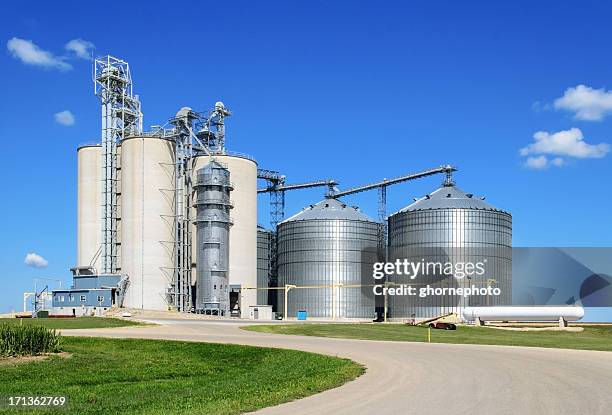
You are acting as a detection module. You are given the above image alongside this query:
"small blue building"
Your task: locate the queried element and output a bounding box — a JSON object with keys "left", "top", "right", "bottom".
{"left": 51, "top": 267, "right": 124, "bottom": 316}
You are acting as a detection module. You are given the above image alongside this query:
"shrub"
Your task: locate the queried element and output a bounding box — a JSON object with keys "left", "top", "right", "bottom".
{"left": 0, "top": 323, "right": 61, "bottom": 356}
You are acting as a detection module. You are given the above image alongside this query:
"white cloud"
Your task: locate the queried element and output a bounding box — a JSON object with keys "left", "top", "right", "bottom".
{"left": 524, "top": 156, "right": 566, "bottom": 169}
{"left": 554, "top": 84, "right": 612, "bottom": 121}
{"left": 525, "top": 156, "right": 549, "bottom": 169}
{"left": 531, "top": 101, "right": 551, "bottom": 112}
{"left": 54, "top": 110, "right": 75, "bottom": 126}
{"left": 6, "top": 37, "right": 71, "bottom": 70}
{"left": 520, "top": 128, "right": 609, "bottom": 159}
{"left": 65, "top": 39, "right": 94, "bottom": 60}
{"left": 550, "top": 157, "right": 565, "bottom": 167}
{"left": 24, "top": 252, "right": 48, "bottom": 268}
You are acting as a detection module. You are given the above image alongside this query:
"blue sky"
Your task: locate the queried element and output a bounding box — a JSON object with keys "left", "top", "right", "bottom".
{"left": 1, "top": 1, "right": 611, "bottom": 318}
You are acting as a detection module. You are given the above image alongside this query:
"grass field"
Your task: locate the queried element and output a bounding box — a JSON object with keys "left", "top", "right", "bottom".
{"left": 243, "top": 323, "right": 612, "bottom": 352}
{"left": 0, "top": 317, "right": 143, "bottom": 330}
{"left": 0, "top": 337, "right": 362, "bottom": 415}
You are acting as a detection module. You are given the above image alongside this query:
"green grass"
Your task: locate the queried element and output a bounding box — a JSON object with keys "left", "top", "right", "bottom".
{"left": 0, "top": 317, "right": 143, "bottom": 330}
{"left": 243, "top": 323, "right": 612, "bottom": 352}
{"left": 0, "top": 337, "right": 363, "bottom": 415}
{"left": 0, "top": 324, "right": 61, "bottom": 356}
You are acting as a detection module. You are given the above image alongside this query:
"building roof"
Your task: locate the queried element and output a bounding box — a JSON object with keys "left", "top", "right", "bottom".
{"left": 201, "top": 160, "right": 226, "bottom": 171}
{"left": 392, "top": 184, "right": 508, "bottom": 215}
{"left": 282, "top": 198, "right": 376, "bottom": 223}
{"left": 52, "top": 288, "right": 114, "bottom": 293}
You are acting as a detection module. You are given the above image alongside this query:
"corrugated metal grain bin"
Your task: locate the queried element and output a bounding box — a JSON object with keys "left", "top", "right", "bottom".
{"left": 278, "top": 199, "right": 379, "bottom": 319}
{"left": 387, "top": 182, "right": 512, "bottom": 319}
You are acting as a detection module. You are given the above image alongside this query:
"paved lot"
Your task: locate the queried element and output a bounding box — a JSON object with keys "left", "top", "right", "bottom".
{"left": 64, "top": 319, "right": 612, "bottom": 415}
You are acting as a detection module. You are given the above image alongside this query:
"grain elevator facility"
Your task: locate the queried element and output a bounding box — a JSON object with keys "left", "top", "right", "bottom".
{"left": 73, "top": 55, "right": 256, "bottom": 317}
{"left": 56, "top": 53, "right": 512, "bottom": 321}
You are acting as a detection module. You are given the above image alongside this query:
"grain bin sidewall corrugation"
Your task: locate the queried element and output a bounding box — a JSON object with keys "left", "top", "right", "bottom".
{"left": 277, "top": 217, "right": 379, "bottom": 319}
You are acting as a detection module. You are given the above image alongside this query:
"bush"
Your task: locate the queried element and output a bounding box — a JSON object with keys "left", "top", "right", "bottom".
{"left": 0, "top": 323, "right": 61, "bottom": 356}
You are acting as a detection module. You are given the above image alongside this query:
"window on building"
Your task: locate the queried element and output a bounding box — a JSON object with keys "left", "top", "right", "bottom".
{"left": 80, "top": 295, "right": 86, "bottom": 302}
{"left": 59, "top": 295, "right": 65, "bottom": 302}
{"left": 97, "top": 296, "right": 104, "bottom": 302}
{"left": 69, "top": 294, "right": 74, "bottom": 302}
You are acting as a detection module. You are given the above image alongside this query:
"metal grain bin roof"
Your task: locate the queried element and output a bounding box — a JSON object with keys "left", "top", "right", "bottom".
{"left": 394, "top": 184, "right": 506, "bottom": 214}
{"left": 282, "top": 198, "right": 376, "bottom": 223}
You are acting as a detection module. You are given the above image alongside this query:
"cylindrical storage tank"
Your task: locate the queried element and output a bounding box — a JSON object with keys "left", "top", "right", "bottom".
{"left": 193, "top": 154, "right": 257, "bottom": 318}
{"left": 121, "top": 135, "right": 175, "bottom": 310}
{"left": 462, "top": 306, "right": 584, "bottom": 322}
{"left": 278, "top": 199, "right": 379, "bottom": 320}
{"left": 194, "top": 161, "right": 233, "bottom": 315}
{"left": 77, "top": 145, "right": 102, "bottom": 271}
{"left": 387, "top": 183, "right": 512, "bottom": 320}
{"left": 257, "top": 226, "right": 272, "bottom": 306}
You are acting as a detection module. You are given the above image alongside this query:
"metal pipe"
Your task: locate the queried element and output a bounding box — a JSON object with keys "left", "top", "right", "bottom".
{"left": 258, "top": 179, "right": 337, "bottom": 193}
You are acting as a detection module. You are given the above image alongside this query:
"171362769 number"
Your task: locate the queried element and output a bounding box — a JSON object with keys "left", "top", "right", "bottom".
{"left": 3, "top": 396, "right": 67, "bottom": 407}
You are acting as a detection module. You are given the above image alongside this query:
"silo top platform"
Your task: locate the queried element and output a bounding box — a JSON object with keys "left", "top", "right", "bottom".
{"left": 282, "top": 198, "right": 376, "bottom": 223}
{"left": 395, "top": 185, "right": 507, "bottom": 214}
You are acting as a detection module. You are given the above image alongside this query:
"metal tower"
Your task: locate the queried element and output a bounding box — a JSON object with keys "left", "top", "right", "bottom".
{"left": 164, "top": 103, "right": 231, "bottom": 312}
{"left": 199, "top": 102, "right": 232, "bottom": 154}
{"left": 256, "top": 169, "right": 285, "bottom": 229}
{"left": 168, "top": 108, "right": 197, "bottom": 312}
{"left": 257, "top": 172, "right": 338, "bottom": 300}
{"left": 194, "top": 161, "right": 233, "bottom": 315}
{"left": 94, "top": 56, "right": 142, "bottom": 274}
{"left": 257, "top": 171, "right": 338, "bottom": 228}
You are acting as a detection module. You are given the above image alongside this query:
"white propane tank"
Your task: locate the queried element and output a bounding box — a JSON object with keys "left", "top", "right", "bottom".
{"left": 462, "top": 306, "right": 584, "bottom": 322}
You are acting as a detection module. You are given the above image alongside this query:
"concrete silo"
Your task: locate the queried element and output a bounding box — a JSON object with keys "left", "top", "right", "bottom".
{"left": 387, "top": 181, "right": 512, "bottom": 320}
{"left": 120, "top": 135, "right": 175, "bottom": 310}
{"left": 76, "top": 145, "right": 102, "bottom": 271}
{"left": 74, "top": 56, "right": 261, "bottom": 315}
{"left": 278, "top": 199, "right": 379, "bottom": 320}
